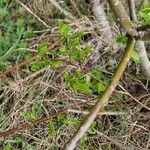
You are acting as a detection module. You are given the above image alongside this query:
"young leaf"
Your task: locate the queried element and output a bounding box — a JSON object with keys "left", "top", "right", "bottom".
{"left": 91, "top": 67, "right": 103, "bottom": 80}
{"left": 37, "top": 43, "right": 48, "bottom": 56}
{"left": 20, "top": 112, "right": 33, "bottom": 120}
{"left": 69, "top": 31, "right": 84, "bottom": 39}
{"left": 58, "top": 22, "right": 70, "bottom": 37}
{"left": 3, "top": 145, "right": 11, "bottom": 150}
{"left": 75, "top": 69, "right": 83, "bottom": 79}
{"left": 31, "top": 61, "right": 41, "bottom": 72}
{"left": 47, "top": 119, "right": 56, "bottom": 136}
{"left": 79, "top": 135, "right": 87, "bottom": 150}
{"left": 42, "top": 60, "right": 62, "bottom": 68}
{"left": 77, "top": 82, "right": 91, "bottom": 94}
{"left": 131, "top": 50, "right": 140, "bottom": 64}
{"left": 96, "top": 82, "right": 106, "bottom": 93}
{"left": 115, "top": 35, "right": 128, "bottom": 45}
{"left": 67, "top": 39, "right": 80, "bottom": 48}
{"left": 59, "top": 47, "right": 66, "bottom": 53}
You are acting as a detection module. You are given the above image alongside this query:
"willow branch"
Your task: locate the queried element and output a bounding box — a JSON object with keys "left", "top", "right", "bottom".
{"left": 64, "top": 36, "right": 135, "bottom": 150}
{"left": 108, "top": 0, "right": 138, "bottom": 37}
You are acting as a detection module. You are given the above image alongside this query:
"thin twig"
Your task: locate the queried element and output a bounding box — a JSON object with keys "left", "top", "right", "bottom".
{"left": 0, "top": 40, "right": 59, "bottom": 78}
{"left": 0, "top": 109, "right": 67, "bottom": 138}
{"left": 117, "top": 85, "right": 150, "bottom": 111}
{"left": 16, "top": 0, "right": 49, "bottom": 28}
{"left": 68, "top": 109, "right": 126, "bottom": 116}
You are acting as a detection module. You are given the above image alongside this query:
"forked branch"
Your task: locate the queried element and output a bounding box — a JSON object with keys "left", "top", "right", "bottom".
{"left": 128, "top": 0, "right": 150, "bottom": 79}
{"left": 108, "top": 0, "right": 138, "bottom": 37}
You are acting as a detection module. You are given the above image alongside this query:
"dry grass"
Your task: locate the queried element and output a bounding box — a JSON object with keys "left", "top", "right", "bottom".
{"left": 0, "top": 0, "right": 150, "bottom": 149}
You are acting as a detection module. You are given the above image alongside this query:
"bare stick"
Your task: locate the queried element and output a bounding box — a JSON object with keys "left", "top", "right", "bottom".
{"left": 48, "top": 0, "right": 75, "bottom": 20}
{"left": 64, "top": 36, "right": 135, "bottom": 150}
{"left": 68, "top": 109, "right": 126, "bottom": 116}
{"left": 0, "top": 109, "right": 67, "bottom": 138}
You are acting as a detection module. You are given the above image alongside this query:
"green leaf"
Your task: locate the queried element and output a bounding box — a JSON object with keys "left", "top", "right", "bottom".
{"left": 91, "top": 67, "right": 103, "bottom": 80}
{"left": 115, "top": 35, "right": 128, "bottom": 45}
{"left": 43, "top": 60, "right": 62, "bottom": 68}
{"left": 69, "top": 31, "right": 84, "bottom": 39}
{"left": 96, "top": 82, "right": 106, "bottom": 93}
{"left": 20, "top": 112, "right": 33, "bottom": 120}
{"left": 31, "top": 102, "right": 42, "bottom": 119}
{"left": 59, "top": 47, "right": 66, "bottom": 53}
{"left": 31, "top": 61, "right": 41, "bottom": 72}
{"left": 88, "top": 121, "right": 97, "bottom": 133}
{"left": 131, "top": 50, "right": 140, "bottom": 64}
{"left": 0, "top": 0, "right": 6, "bottom": 5}
{"left": 37, "top": 43, "right": 48, "bottom": 56}
{"left": 79, "top": 135, "right": 87, "bottom": 150}
{"left": 64, "top": 72, "right": 73, "bottom": 85}
{"left": 78, "top": 50, "right": 86, "bottom": 60}
{"left": 0, "top": 36, "right": 21, "bottom": 62}
{"left": 18, "top": 6, "right": 25, "bottom": 15}
{"left": 77, "top": 82, "right": 91, "bottom": 94}
{"left": 24, "top": 28, "right": 34, "bottom": 38}
{"left": 82, "top": 46, "right": 92, "bottom": 54}
{"left": 138, "top": 6, "right": 150, "bottom": 24}
{"left": 70, "top": 80, "right": 78, "bottom": 92}
{"left": 57, "top": 115, "right": 66, "bottom": 124}
{"left": 58, "top": 22, "right": 70, "bottom": 37}
{"left": 75, "top": 69, "right": 83, "bottom": 79}
{"left": 65, "top": 116, "right": 80, "bottom": 126}
{"left": 16, "top": 18, "right": 25, "bottom": 28}
{"left": 47, "top": 119, "right": 56, "bottom": 136}
{"left": 67, "top": 39, "right": 80, "bottom": 48}
{"left": 3, "top": 145, "right": 11, "bottom": 150}
{"left": 70, "top": 49, "right": 79, "bottom": 60}
{"left": 0, "top": 8, "right": 8, "bottom": 19}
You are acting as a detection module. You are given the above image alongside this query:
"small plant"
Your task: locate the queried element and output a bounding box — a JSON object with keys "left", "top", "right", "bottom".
{"left": 58, "top": 22, "right": 107, "bottom": 94}
{"left": 30, "top": 22, "right": 107, "bottom": 95}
